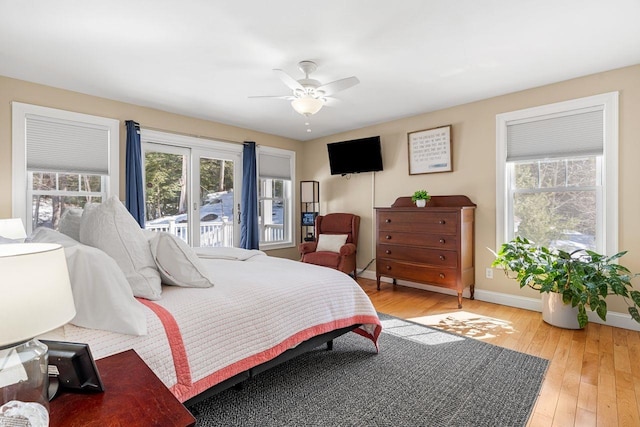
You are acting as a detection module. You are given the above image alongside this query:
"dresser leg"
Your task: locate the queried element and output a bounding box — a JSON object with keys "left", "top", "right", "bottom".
{"left": 376, "top": 275, "right": 381, "bottom": 290}
{"left": 470, "top": 284, "right": 475, "bottom": 300}
{"left": 457, "top": 292, "right": 463, "bottom": 309}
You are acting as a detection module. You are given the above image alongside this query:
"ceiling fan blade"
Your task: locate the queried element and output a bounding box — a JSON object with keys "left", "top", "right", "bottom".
{"left": 317, "top": 76, "right": 359, "bottom": 96}
{"left": 323, "top": 97, "right": 341, "bottom": 107}
{"left": 248, "top": 95, "right": 295, "bottom": 100}
{"left": 273, "top": 69, "right": 304, "bottom": 91}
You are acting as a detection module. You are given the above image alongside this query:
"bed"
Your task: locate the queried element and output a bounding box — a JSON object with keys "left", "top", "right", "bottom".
{"left": 27, "top": 197, "right": 381, "bottom": 405}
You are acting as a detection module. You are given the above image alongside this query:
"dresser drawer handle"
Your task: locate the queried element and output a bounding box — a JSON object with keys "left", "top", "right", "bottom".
{"left": 439, "top": 273, "right": 445, "bottom": 279}
{"left": 385, "top": 250, "right": 391, "bottom": 254}
{"left": 439, "top": 239, "right": 446, "bottom": 244}
{"left": 386, "top": 265, "right": 392, "bottom": 270}
{"left": 439, "top": 220, "right": 446, "bottom": 225}
{"left": 386, "top": 235, "right": 392, "bottom": 240}
{"left": 439, "top": 255, "right": 445, "bottom": 261}
{"left": 385, "top": 219, "right": 391, "bottom": 223}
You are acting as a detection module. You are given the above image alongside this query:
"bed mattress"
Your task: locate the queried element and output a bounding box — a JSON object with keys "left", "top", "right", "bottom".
{"left": 42, "top": 252, "right": 381, "bottom": 402}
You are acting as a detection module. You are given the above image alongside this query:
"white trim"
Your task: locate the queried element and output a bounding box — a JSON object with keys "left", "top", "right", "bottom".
{"left": 473, "top": 289, "right": 640, "bottom": 331}
{"left": 358, "top": 270, "right": 640, "bottom": 331}
{"left": 603, "top": 92, "right": 619, "bottom": 256}
{"left": 359, "top": 270, "right": 474, "bottom": 297}
{"left": 11, "top": 102, "right": 119, "bottom": 231}
{"left": 141, "top": 129, "right": 242, "bottom": 155}
{"left": 495, "top": 91, "right": 618, "bottom": 254}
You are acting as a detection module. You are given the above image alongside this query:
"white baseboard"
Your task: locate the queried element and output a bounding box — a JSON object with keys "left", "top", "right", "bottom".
{"left": 357, "top": 270, "right": 640, "bottom": 332}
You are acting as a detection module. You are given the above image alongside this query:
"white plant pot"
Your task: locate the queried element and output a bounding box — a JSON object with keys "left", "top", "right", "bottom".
{"left": 541, "top": 292, "right": 582, "bottom": 329}
{"left": 416, "top": 199, "right": 427, "bottom": 208}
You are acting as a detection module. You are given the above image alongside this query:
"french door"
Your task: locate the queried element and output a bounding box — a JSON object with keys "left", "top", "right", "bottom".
{"left": 142, "top": 137, "right": 241, "bottom": 247}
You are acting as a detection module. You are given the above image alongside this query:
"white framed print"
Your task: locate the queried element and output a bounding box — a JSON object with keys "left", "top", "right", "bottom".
{"left": 408, "top": 125, "right": 452, "bottom": 175}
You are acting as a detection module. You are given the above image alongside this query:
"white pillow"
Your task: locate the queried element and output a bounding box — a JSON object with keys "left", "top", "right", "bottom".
{"left": 0, "top": 236, "right": 23, "bottom": 244}
{"left": 149, "top": 232, "right": 214, "bottom": 288}
{"left": 58, "top": 208, "right": 83, "bottom": 241}
{"left": 316, "top": 234, "right": 348, "bottom": 253}
{"left": 28, "top": 227, "right": 78, "bottom": 247}
{"left": 29, "top": 227, "right": 147, "bottom": 335}
{"left": 79, "top": 196, "right": 162, "bottom": 300}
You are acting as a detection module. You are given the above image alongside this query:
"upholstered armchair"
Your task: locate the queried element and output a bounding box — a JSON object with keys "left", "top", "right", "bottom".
{"left": 299, "top": 213, "right": 360, "bottom": 277}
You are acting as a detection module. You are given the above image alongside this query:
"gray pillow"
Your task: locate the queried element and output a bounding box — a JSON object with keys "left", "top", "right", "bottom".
{"left": 59, "top": 208, "right": 83, "bottom": 241}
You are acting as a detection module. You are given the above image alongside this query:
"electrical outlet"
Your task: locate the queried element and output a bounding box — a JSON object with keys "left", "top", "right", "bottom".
{"left": 485, "top": 267, "right": 493, "bottom": 279}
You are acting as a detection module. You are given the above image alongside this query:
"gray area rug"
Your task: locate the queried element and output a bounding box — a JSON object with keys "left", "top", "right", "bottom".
{"left": 190, "top": 313, "right": 549, "bottom": 426}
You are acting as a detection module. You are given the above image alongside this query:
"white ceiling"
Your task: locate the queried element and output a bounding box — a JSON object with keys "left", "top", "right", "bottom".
{"left": 1, "top": 1, "right": 639, "bottom": 141}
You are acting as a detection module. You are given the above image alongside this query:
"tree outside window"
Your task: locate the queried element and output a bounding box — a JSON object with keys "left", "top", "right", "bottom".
{"left": 510, "top": 157, "right": 598, "bottom": 252}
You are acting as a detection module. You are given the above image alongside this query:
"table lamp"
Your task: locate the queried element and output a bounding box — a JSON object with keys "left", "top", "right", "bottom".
{"left": 0, "top": 243, "right": 76, "bottom": 426}
{"left": 0, "top": 218, "right": 27, "bottom": 240}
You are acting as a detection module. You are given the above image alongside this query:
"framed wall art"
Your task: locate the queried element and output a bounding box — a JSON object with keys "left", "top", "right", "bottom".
{"left": 408, "top": 125, "right": 452, "bottom": 174}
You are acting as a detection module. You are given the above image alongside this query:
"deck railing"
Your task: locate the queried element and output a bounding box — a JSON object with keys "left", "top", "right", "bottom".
{"left": 145, "top": 219, "right": 284, "bottom": 246}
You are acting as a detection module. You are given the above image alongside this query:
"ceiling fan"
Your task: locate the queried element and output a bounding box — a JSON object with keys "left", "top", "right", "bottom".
{"left": 250, "top": 60, "right": 359, "bottom": 116}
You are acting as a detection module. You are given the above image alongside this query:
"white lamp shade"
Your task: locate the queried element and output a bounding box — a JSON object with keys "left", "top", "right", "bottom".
{"left": 0, "top": 243, "right": 76, "bottom": 347}
{"left": 291, "top": 96, "right": 324, "bottom": 116}
{"left": 0, "top": 218, "right": 27, "bottom": 239}
{"left": 301, "top": 181, "right": 319, "bottom": 203}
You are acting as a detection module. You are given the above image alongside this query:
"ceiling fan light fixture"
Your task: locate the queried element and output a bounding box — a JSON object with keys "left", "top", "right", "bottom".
{"left": 291, "top": 96, "right": 324, "bottom": 116}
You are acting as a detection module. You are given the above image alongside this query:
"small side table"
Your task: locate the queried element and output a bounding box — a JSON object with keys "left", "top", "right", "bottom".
{"left": 49, "top": 349, "right": 196, "bottom": 427}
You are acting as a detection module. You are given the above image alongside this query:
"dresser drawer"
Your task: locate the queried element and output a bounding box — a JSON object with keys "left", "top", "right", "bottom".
{"left": 377, "top": 244, "right": 457, "bottom": 268}
{"left": 377, "top": 231, "right": 457, "bottom": 250}
{"left": 378, "top": 211, "right": 458, "bottom": 234}
{"left": 376, "top": 259, "right": 457, "bottom": 287}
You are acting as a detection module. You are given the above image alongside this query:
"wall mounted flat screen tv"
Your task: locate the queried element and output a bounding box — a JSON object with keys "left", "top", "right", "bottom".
{"left": 327, "top": 136, "right": 383, "bottom": 176}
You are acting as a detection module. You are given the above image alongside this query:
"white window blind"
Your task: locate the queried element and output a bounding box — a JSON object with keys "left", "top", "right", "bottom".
{"left": 506, "top": 107, "right": 604, "bottom": 162}
{"left": 259, "top": 152, "right": 291, "bottom": 180}
{"left": 26, "top": 115, "right": 110, "bottom": 174}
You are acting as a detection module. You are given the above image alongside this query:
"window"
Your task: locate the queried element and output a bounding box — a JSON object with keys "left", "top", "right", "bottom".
{"left": 12, "top": 103, "right": 119, "bottom": 233}
{"left": 496, "top": 92, "right": 618, "bottom": 254}
{"left": 258, "top": 147, "right": 295, "bottom": 249}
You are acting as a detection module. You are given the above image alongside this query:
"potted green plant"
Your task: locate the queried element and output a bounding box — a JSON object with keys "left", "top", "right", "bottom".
{"left": 411, "top": 190, "right": 431, "bottom": 208}
{"left": 491, "top": 236, "right": 640, "bottom": 329}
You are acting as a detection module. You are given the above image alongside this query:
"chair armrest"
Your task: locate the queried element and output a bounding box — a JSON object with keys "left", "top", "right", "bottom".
{"left": 299, "top": 242, "right": 318, "bottom": 255}
{"left": 339, "top": 243, "right": 356, "bottom": 256}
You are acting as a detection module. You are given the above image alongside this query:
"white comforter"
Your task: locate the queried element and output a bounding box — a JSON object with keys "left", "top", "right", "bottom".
{"left": 42, "top": 252, "right": 381, "bottom": 402}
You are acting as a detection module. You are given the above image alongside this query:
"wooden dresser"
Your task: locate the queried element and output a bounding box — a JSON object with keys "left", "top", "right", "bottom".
{"left": 375, "top": 195, "right": 476, "bottom": 308}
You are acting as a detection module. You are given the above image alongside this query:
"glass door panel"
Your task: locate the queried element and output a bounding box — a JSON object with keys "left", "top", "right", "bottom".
{"left": 196, "top": 156, "right": 235, "bottom": 247}
{"left": 143, "top": 147, "right": 190, "bottom": 243}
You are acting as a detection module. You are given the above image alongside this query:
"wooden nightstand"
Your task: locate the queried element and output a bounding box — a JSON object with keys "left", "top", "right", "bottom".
{"left": 49, "top": 349, "right": 196, "bottom": 427}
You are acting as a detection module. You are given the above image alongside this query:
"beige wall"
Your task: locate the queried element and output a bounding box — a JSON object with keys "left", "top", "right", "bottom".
{"left": 3, "top": 65, "right": 640, "bottom": 315}
{"left": 0, "top": 75, "right": 302, "bottom": 259}
{"left": 301, "top": 64, "right": 640, "bottom": 313}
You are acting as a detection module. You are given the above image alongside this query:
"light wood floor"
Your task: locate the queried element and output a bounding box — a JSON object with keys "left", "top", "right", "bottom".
{"left": 357, "top": 278, "right": 640, "bottom": 427}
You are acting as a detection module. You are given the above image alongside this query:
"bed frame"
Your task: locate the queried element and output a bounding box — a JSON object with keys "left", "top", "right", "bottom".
{"left": 184, "top": 324, "right": 359, "bottom": 407}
